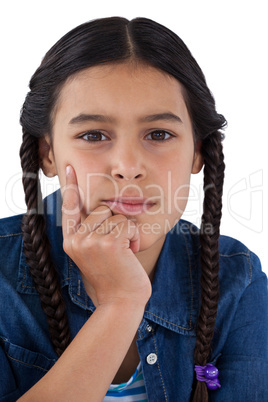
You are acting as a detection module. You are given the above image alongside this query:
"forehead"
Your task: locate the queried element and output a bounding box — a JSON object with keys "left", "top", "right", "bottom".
{"left": 54, "top": 62, "right": 188, "bottom": 122}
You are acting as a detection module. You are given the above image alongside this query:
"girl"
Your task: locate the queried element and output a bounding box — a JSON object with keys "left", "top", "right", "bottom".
{"left": 0, "top": 17, "right": 267, "bottom": 402}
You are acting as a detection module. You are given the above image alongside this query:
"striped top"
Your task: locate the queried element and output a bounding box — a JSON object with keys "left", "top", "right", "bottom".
{"left": 104, "top": 362, "right": 148, "bottom": 401}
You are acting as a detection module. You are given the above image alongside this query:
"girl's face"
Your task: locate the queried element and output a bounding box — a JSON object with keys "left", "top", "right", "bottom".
{"left": 43, "top": 63, "right": 202, "bottom": 252}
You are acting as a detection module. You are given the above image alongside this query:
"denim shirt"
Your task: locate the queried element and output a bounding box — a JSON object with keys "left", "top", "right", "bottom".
{"left": 0, "top": 190, "right": 267, "bottom": 402}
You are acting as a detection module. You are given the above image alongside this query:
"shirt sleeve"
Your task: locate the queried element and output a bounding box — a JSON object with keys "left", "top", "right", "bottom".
{"left": 210, "top": 252, "right": 268, "bottom": 401}
{"left": 0, "top": 341, "right": 21, "bottom": 401}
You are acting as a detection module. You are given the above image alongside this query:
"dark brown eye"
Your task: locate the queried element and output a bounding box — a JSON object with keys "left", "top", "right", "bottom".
{"left": 81, "top": 131, "right": 107, "bottom": 141}
{"left": 147, "top": 130, "right": 172, "bottom": 141}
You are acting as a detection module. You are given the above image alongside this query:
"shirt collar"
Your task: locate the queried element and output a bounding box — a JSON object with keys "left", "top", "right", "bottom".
{"left": 18, "top": 190, "right": 200, "bottom": 336}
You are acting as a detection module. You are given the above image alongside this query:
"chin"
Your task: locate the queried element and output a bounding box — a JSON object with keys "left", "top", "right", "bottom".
{"left": 137, "top": 232, "right": 166, "bottom": 253}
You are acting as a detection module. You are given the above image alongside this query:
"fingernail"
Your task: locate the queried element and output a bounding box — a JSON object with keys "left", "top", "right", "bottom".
{"left": 66, "top": 165, "right": 71, "bottom": 176}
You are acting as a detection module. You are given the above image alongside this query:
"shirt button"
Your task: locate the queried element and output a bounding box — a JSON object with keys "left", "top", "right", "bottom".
{"left": 146, "top": 325, "right": 153, "bottom": 332}
{"left": 146, "top": 353, "right": 158, "bottom": 365}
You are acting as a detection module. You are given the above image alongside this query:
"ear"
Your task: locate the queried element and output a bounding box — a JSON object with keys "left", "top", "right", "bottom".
{"left": 192, "top": 140, "right": 204, "bottom": 174}
{"left": 39, "top": 136, "right": 57, "bottom": 177}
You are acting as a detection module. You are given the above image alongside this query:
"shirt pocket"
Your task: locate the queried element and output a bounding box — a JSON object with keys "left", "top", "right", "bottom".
{"left": 1, "top": 337, "right": 56, "bottom": 397}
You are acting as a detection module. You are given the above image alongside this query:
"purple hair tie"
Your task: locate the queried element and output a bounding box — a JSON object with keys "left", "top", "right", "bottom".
{"left": 194, "top": 364, "right": 221, "bottom": 390}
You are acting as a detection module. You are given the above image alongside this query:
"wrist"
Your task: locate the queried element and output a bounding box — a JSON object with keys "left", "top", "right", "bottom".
{"left": 81, "top": 271, "right": 152, "bottom": 309}
{"left": 97, "top": 296, "right": 148, "bottom": 314}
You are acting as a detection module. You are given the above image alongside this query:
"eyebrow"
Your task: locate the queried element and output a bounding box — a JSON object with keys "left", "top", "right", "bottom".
{"left": 69, "top": 112, "right": 183, "bottom": 125}
{"left": 140, "top": 112, "right": 182, "bottom": 124}
{"left": 69, "top": 114, "right": 114, "bottom": 124}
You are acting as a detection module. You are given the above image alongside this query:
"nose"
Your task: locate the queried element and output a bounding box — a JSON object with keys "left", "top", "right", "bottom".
{"left": 110, "top": 143, "right": 147, "bottom": 182}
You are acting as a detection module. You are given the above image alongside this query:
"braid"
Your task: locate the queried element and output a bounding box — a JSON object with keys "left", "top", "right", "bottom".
{"left": 20, "top": 130, "right": 71, "bottom": 356}
{"left": 192, "top": 131, "right": 225, "bottom": 401}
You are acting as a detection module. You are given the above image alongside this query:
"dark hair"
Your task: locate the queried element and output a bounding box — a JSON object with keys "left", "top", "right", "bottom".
{"left": 20, "top": 17, "right": 226, "bottom": 401}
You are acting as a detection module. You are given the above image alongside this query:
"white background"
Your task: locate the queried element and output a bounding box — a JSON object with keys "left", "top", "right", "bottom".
{"left": 0, "top": 0, "right": 267, "bottom": 274}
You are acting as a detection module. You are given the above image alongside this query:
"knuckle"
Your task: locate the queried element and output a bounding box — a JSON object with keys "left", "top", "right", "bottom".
{"left": 102, "top": 235, "right": 115, "bottom": 249}
{"left": 62, "top": 199, "right": 80, "bottom": 216}
{"left": 117, "top": 215, "right": 128, "bottom": 222}
{"left": 62, "top": 199, "right": 74, "bottom": 212}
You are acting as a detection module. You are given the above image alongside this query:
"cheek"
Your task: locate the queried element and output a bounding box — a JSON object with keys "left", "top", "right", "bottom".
{"left": 172, "top": 182, "right": 190, "bottom": 216}
{"left": 164, "top": 160, "right": 193, "bottom": 215}
{"left": 54, "top": 150, "right": 95, "bottom": 186}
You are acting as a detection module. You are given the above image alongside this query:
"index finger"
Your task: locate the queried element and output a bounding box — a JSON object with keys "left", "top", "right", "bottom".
{"left": 62, "top": 165, "right": 81, "bottom": 238}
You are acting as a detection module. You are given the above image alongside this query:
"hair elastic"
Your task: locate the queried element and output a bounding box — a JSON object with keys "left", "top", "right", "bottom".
{"left": 194, "top": 364, "right": 221, "bottom": 390}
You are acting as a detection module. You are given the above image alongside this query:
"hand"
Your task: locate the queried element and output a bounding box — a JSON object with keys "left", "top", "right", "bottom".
{"left": 62, "top": 165, "right": 152, "bottom": 308}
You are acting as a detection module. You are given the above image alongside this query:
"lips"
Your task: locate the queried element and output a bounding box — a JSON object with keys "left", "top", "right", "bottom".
{"left": 103, "top": 197, "right": 155, "bottom": 215}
